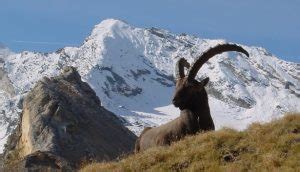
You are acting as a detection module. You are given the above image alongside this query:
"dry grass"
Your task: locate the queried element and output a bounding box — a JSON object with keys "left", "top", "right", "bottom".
{"left": 81, "top": 113, "right": 300, "bottom": 172}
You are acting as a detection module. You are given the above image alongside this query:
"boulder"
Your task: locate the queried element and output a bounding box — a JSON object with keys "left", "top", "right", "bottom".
{"left": 3, "top": 67, "right": 137, "bottom": 171}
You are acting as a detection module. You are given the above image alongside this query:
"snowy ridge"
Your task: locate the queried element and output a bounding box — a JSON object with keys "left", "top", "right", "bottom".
{"left": 0, "top": 19, "right": 299, "bottom": 153}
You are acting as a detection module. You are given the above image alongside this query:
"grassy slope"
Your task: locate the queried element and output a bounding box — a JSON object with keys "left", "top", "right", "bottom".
{"left": 82, "top": 113, "right": 300, "bottom": 171}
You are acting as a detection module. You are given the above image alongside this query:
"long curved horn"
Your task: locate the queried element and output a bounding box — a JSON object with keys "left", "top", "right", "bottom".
{"left": 187, "top": 44, "right": 249, "bottom": 80}
{"left": 175, "top": 58, "right": 190, "bottom": 79}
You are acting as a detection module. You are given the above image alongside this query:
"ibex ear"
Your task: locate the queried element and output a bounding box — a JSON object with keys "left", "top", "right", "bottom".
{"left": 200, "top": 77, "right": 209, "bottom": 87}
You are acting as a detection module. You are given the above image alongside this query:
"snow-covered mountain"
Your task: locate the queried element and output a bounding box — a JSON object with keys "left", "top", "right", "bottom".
{"left": 0, "top": 19, "right": 299, "bottom": 153}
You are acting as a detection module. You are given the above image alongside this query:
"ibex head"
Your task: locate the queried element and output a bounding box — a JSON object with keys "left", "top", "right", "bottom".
{"left": 172, "top": 44, "right": 249, "bottom": 110}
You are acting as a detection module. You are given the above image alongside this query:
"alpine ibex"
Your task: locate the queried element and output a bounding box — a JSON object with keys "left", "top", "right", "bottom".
{"left": 135, "top": 44, "right": 249, "bottom": 152}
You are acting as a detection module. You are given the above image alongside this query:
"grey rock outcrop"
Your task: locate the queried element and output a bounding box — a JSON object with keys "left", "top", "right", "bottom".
{"left": 2, "top": 66, "right": 137, "bottom": 171}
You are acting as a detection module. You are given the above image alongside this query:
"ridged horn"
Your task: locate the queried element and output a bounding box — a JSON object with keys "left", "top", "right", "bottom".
{"left": 187, "top": 44, "right": 249, "bottom": 80}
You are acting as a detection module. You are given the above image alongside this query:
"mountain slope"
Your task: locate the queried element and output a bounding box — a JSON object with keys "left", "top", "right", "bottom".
{"left": 0, "top": 19, "right": 299, "bottom": 153}
{"left": 81, "top": 113, "right": 300, "bottom": 171}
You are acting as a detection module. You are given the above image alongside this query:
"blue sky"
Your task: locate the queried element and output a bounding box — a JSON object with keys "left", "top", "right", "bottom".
{"left": 0, "top": 0, "right": 299, "bottom": 62}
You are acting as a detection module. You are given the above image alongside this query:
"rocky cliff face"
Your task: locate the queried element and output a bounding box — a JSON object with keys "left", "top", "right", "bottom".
{"left": 2, "top": 67, "right": 137, "bottom": 171}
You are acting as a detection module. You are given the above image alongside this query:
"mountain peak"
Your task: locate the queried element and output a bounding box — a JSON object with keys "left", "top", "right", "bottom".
{"left": 97, "top": 18, "right": 129, "bottom": 27}
{"left": 90, "top": 19, "right": 132, "bottom": 38}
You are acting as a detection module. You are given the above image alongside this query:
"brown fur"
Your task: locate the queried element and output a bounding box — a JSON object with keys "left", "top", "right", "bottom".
{"left": 135, "top": 44, "right": 249, "bottom": 152}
